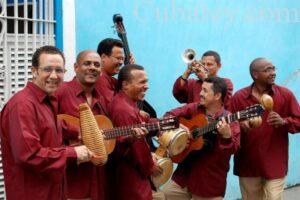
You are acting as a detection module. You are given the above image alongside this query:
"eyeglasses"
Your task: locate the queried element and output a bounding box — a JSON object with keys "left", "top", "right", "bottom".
{"left": 110, "top": 55, "right": 125, "bottom": 62}
{"left": 256, "top": 66, "right": 277, "bottom": 73}
{"left": 82, "top": 61, "right": 101, "bottom": 68}
{"left": 39, "top": 66, "right": 66, "bottom": 74}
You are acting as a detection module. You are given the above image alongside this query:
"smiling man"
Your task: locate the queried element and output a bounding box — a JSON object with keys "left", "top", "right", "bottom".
{"left": 107, "top": 64, "right": 163, "bottom": 200}
{"left": 163, "top": 77, "right": 240, "bottom": 200}
{"left": 230, "top": 57, "right": 300, "bottom": 200}
{"left": 95, "top": 38, "right": 126, "bottom": 108}
{"left": 0, "top": 46, "right": 92, "bottom": 200}
{"left": 55, "top": 50, "right": 108, "bottom": 200}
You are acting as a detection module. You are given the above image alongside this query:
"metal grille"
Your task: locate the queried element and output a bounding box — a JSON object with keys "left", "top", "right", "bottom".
{"left": 0, "top": 0, "right": 55, "bottom": 109}
{"left": 0, "top": 0, "right": 55, "bottom": 198}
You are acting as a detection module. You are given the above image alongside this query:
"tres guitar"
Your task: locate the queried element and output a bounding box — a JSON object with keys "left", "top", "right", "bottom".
{"left": 58, "top": 114, "right": 179, "bottom": 155}
{"left": 171, "top": 104, "right": 264, "bottom": 163}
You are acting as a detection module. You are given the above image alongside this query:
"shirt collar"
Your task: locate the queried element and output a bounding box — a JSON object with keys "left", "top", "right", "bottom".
{"left": 197, "top": 103, "right": 226, "bottom": 119}
{"left": 246, "top": 83, "right": 275, "bottom": 99}
{"left": 70, "top": 77, "right": 99, "bottom": 98}
{"left": 27, "top": 82, "right": 49, "bottom": 103}
{"left": 118, "top": 91, "right": 139, "bottom": 110}
{"left": 101, "top": 71, "right": 118, "bottom": 88}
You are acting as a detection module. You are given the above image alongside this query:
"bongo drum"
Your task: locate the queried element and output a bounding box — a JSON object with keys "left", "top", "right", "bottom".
{"left": 158, "top": 128, "right": 189, "bottom": 157}
{"left": 151, "top": 157, "right": 173, "bottom": 188}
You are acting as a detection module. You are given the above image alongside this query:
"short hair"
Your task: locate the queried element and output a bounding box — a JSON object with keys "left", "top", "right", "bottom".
{"left": 32, "top": 45, "right": 65, "bottom": 68}
{"left": 97, "top": 38, "right": 123, "bottom": 56}
{"left": 249, "top": 57, "right": 266, "bottom": 80}
{"left": 117, "top": 64, "right": 144, "bottom": 90}
{"left": 202, "top": 50, "right": 221, "bottom": 65}
{"left": 203, "top": 77, "right": 227, "bottom": 102}
{"left": 76, "top": 50, "right": 99, "bottom": 63}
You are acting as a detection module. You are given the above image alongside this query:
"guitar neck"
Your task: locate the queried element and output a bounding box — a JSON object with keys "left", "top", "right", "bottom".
{"left": 103, "top": 122, "right": 159, "bottom": 139}
{"left": 193, "top": 112, "right": 241, "bottom": 138}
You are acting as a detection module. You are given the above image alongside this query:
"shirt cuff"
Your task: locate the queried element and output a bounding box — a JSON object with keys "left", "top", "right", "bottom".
{"left": 66, "top": 147, "right": 77, "bottom": 160}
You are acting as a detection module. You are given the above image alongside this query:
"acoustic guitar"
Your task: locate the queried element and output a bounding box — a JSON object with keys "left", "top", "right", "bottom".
{"left": 171, "top": 104, "right": 264, "bottom": 163}
{"left": 58, "top": 114, "right": 179, "bottom": 155}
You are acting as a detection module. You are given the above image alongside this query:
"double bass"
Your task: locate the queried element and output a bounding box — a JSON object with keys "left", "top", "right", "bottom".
{"left": 112, "top": 14, "right": 157, "bottom": 119}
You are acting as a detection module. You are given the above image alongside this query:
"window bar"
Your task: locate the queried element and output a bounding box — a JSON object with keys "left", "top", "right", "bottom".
{"left": 14, "top": 0, "right": 19, "bottom": 93}
{"left": 32, "top": 0, "right": 37, "bottom": 52}
{"left": 39, "top": 0, "right": 43, "bottom": 45}
{"left": 24, "top": 0, "right": 29, "bottom": 83}
{"left": 45, "top": 0, "right": 49, "bottom": 44}
{"left": 1, "top": 0, "right": 9, "bottom": 106}
{"left": 49, "top": 0, "right": 54, "bottom": 45}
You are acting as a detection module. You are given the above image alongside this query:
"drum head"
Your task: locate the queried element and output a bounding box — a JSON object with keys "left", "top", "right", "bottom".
{"left": 151, "top": 158, "right": 173, "bottom": 188}
{"left": 169, "top": 131, "right": 189, "bottom": 156}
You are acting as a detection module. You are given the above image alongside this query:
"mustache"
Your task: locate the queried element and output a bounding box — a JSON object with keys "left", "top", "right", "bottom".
{"left": 269, "top": 74, "right": 276, "bottom": 79}
{"left": 86, "top": 71, "right": 99, "bottom": 77}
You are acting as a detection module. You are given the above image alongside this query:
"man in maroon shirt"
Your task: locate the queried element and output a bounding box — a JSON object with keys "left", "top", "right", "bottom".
{"left": 108, "top": 64, "right": 164, "bottom": 200}
{"left": 55, "top": 50, "right": 107, "bottom": 200}
{"left": 229, "top": 58, "right": 300, "bottom": 200}
{"left": 95, "top": 38, "right": 135, "bottom": 107}
{"left": 0, "top": 46, "right": 92, "bottom": 200}
{"left": 163, "top": 77, "right": 240, "bottom": 200}
{"left": 173, "top": 50, "right": 233, "bottom": 108}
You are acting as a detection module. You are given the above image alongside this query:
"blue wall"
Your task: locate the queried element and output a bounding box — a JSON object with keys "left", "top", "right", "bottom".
{"left": 75, "top": 1, "right": 300, "bottom": 199}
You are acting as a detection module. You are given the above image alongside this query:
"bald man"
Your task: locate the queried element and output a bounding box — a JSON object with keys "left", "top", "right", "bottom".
{"left": 230, "top": 58, "right": 300, "bottom": 200}
{"left": 55, "top": 50, "right": 108, "bottom": 200}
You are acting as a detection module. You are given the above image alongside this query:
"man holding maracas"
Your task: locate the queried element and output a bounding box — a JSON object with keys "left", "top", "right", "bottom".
{"left": 229, "top": 57, "right": 300, "bottom": 200}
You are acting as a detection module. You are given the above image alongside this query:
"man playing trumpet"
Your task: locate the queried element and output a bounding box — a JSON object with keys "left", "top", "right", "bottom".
{"left": 173, "top": 50, "right": 233, "bottom": 108}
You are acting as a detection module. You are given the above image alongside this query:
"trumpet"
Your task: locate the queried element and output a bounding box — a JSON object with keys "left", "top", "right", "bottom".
{"left": 182, "top": 49, "right": 208, "bottom": 79}
{"left": 182, "top": 49, "right": 196, "bottom": 64}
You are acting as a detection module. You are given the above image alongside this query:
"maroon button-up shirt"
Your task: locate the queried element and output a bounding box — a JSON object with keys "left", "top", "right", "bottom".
{"left": 55, "top": 78, "right": 108, "bottom": 200}
{"left": 229, "top": 84, "right": 300, "bottom": 179}
{"left": 95, "top": 71, "right": 118, "bottom": 108}
{"left": 108, "top": 91, "right": 154, "bottom": 200}
{"left": 0, "top": 82, "right": 77, "bottom": 200}
{"left": 165, "top": 103, "right": 240, "bottom": 197}
{"left": 173, "top": 76, "right": 233, "bottom": 108}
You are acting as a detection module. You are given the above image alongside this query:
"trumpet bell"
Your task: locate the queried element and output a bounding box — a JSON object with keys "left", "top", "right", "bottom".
{"left": 182, "top": 49, "right": 196, "bottom": 64}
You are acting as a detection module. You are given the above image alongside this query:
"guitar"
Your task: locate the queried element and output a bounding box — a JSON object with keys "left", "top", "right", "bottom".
{"left": 171, "top": 104, "right": 264, "bottom": 163}
{"left": 58, "top": 114, "right": 179, "bottom": 155}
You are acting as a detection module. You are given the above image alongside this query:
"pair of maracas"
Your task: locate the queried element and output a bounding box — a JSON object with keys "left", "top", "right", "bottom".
{"left": 249, "top": 94, "right": 274, "bottom": 128}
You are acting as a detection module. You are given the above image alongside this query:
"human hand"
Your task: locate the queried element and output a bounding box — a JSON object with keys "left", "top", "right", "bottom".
{"left": 139, "top": 110, "right": 150, "bottom": 121}
{"left": 90, "top": 153, "right": 107, "bottom": 166}
{"left": 129, "top": 53, "right": 136, "bottom": 64}
{"left": 191, "top": 60, "right": 208, "bottom": 79}
{"left": 131, "top": 127, "right": 148, "bottom": 139}
{"left": 151, "top": 153, "right": 163, "bottom": 177}
{"left": 74, "top": 145, "right": 92, "bottom": 164}
{"left": 239, "top": 120, "right": 252, "bottom": 133}
{"left": 267, "top": 111, "right": 286, "bottom": 128}
{"left": 217, "top": 118, "right": 231, "bottom": 138}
